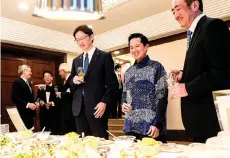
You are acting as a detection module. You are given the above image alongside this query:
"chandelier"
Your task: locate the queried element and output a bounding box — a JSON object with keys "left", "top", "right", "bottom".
{"left": 33, "top": 0, "right": 129, "bottom": 21}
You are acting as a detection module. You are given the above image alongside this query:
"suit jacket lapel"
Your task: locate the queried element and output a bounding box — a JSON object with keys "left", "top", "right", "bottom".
{"left": 78, "top": 54, "right": 83, "bottom": 67}
{"left": 74, "top": 54, "right": 83, "bottom": 75}
{"left": 20, "top": 78, "right": 32, "bottom": 94}
{"left": 85, "top": 48, "right": 101, "bottom": 78}
{"left": 186, "top": 16, "right": 206, "bottom": 57}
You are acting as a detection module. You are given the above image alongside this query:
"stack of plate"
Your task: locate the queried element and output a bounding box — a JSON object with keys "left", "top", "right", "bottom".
{"left": 0, "top": 124, "right": 9, "bottom": 135}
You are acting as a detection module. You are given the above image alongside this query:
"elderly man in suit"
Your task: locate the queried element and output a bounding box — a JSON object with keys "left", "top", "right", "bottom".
{"left": 11, "top": 64, "right": 36, "bottom": 129}
{"left": 55, "top": 63, "right": 76, "bottom": 134}
{"left": 171, "top": 0, "right": 230, "bottom": 143}
{"left": 70, "top": 25, "right": 119, "bottom": 139}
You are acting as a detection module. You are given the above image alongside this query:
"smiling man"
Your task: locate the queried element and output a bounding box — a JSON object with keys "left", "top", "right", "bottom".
{"left": 11, "top": 65, "right": 36, "bottom": 129}
{"left": 70, "top": 25, "right": 118, "bottom": 139}
{"left": 170, "top": 0, "right": 230, "bottom": 143}
{"left": 122, "top": 33, "right": 168, "bottom": 142}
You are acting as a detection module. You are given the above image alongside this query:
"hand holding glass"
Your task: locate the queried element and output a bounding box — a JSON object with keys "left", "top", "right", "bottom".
{"left": 77, "top": 67, "right": 85, "bottom": 83}
{"left": 123, "top": 90, "right": 132, "bottom": 114}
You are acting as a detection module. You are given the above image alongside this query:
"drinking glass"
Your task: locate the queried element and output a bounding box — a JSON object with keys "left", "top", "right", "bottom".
{"left": 77, "top": 67, "right": 85, "bottom": 83}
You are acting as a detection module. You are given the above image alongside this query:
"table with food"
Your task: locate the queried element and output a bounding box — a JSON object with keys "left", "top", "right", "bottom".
{"left": 1, "top": 128, "right": 230, "bottom": 158}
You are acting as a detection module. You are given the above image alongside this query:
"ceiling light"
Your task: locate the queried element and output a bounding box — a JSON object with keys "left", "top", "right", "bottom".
{"left": 114, "top": 51, "right": 120, "bottom": 55}
{"left": 18, "top": 2, "right": 29, "bottom": 10}
{"left": 33, "top": 0, "right": 104, "bottom": 21}
{"left": 33, "top": 0, "right": 130, "bottom": 21}
{"left": 33, "top": 8, "right": 103, "bottom": 20}
{"left": 87, "top": 25, "right": 93, "bottom": 29}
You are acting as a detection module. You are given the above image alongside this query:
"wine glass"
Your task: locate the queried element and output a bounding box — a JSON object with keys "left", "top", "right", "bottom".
{"left": 126, "top": 90, "right": 132, "bottom": 105}
{"left": 166, "top": 70, "right": 177, "bottom": 99}
{"left": 77, "top": 67, "right": 85, "bottom": 83}
{"left": 125, "top": 90, "right": 132, "bottom": 115}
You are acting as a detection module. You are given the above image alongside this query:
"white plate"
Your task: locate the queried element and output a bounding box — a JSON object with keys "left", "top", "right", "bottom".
{"left": 160, "top": 143, "right": 187, "bottom": 153}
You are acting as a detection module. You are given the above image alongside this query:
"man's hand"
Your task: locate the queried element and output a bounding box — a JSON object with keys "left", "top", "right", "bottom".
{"left": 147, "top": 126, "right": 159, "bottom": 138}
{"left": 171, "top": 70, "right": 183, "bottom": 82}
{"left": 122, "top": 103, "right": 132, "bottom": 113}
{"left": 39, "top": 100, "right": 45, "bottom": 106}
{"left": 94, "top": 102, "right": 106, "bottom": 118}
{"left": 171, "top": 83, "right": 188, "bottom": 98}
{"left": 35, "top": 84, "right": 46, "bottom": 90}
{"left": 73, "top": 75, "right": 84, "bottom": 85}
{"left": 28, "top": 103, "right": 37, "bottom": 110}
{"left": 55, "top": 92, "right": 61, "bottom": 98}
{"left": 46, "top": 102, "right": 54, "bottom": 107}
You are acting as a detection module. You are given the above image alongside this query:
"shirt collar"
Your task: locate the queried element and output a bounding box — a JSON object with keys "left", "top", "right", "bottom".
{"left": 84, "top": 47, "right": 96, "bottom": 56}
{"left": 189, "top": 13, "right": 205, "bottom": 33}
{"left": 134, "top": 55, "right": 150, "bottom": 65}
{"left": 66, "top": 74, "right": 70, "bottom": 80}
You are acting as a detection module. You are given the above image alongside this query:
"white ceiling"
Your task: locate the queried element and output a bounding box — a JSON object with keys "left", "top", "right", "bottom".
{"left": 1, "top": 0, "right": 171, "bottom": 35}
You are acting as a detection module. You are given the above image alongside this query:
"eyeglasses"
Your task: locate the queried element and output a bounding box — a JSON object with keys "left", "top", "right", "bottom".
{"left": 74, "top": 35, "right": 89, "bottom": 42}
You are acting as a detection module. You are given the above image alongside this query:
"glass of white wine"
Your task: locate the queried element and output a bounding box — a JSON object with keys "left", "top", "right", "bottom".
{"left": 77, "top": 67, "right": 85, "bottom": 83}
{"left": 125, "top": 89, "right": 132, "bottom": 116}
{"left": 166, "top": 70, "right": 177, "bottom": 99}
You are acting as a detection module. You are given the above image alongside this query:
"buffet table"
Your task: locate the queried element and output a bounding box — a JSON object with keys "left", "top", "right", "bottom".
{"left": 1, "top": 131, "right": 230, "bottom": 158}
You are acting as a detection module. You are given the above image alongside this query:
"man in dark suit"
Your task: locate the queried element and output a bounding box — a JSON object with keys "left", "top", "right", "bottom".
{"left": 70, "top": 25, "right": 119, "bottom": 139}
{"left": 11, "top": 65, "right": 37, "bottom": 129}
{"left": 36, "top": 71, "right": 61, "bottom": 134}
{"left": 113, "top": 64, "right": 123, "bottom": 118}
{"left": 171, "top": 0, "right": 230, "bottom": 143}
{"left": 55, "top": 63, "right": 76, "bottom": 134}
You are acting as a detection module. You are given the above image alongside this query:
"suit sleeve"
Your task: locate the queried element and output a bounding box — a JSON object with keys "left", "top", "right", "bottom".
{"left": 101, "top": 53, "right": 119, "bottom": 105}
{"left": 36, "top": 89, "right": 43, "bottom": 101}
{"left": 11, "top": 81, "right": 28, "bottom": 107}
{"left": 69, "top": 58, "right": 79, "bottom": 90}
{"left": 185, "top": 19, "right": 230, "bottom": 98}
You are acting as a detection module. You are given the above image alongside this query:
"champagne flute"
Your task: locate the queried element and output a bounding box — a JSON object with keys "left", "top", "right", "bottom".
{"left": 126, "top": 90, "right": 132, "bottom": 105}
{"left": 125, "top": 90, "right": 132, "bottom": 115}
{"left": 77, "top": 67, "right": 85, "bottom": 83}
{"left": 166, "top": 70, "right": 177, "bottom": 99}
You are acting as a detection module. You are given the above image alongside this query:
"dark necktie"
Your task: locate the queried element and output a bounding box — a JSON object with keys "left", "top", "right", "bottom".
{"left": 118, "top": 73, "right": 122, "bottom": 89}
{"left": 84, "top": 53, "right": 89, "bottom": 74}
{"left": 187, "top": 30, "right": 193, "bottom": 50}
{"left": 26, "top": 80, "right": 32, "bottom": 93}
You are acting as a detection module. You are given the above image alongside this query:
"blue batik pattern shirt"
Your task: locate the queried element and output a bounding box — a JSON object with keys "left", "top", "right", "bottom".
{"left": 122, "top": 55, "right": 168, "bottom": 136}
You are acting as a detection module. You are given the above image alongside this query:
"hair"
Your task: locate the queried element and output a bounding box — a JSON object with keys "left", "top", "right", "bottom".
{"left": 185, "top": 0, "right": 203, "bottom": 12}
{"left": 128, "top": 33, "right": 149, "bottom": 46}
{"left": 18, "top": 65, "right": 30, "bottom": 76}
{"left": 114, "top": 64, "right": 121, "bottom": 71}
{"left": 73, "top": 25, "right": 94, "bottom": 38}
{"left": 59, "top": 63, "right": 71, "bottom": 73}
{"left": 43, "top": 70, "right": 53, "bottom": 78}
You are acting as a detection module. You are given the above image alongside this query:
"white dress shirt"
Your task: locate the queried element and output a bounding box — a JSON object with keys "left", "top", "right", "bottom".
{"left": 83, "top": 46, "right": 96, "bottom": 67}
{"left": 189, "top": 13, "right": 205, "bottom": 38}
{"left": 21, "top": 77, "right": 32, "bottom": 108}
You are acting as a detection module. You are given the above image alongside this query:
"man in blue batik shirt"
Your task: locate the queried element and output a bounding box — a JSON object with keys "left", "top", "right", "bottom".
{"left": 122, "top": 33, "right": 168, "bottom": 143}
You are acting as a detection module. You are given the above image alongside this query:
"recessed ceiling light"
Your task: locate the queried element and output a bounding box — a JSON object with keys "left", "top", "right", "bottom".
{"left": 87, "top": 25, "right": 93, "bottom": 29}
{"left": 18, "top": 2, "right": 29, "bottom": 10}
{"left": 114, "top": 51, "right": 120, "bottom": 55}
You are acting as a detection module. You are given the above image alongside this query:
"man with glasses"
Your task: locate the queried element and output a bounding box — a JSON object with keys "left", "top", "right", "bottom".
{"left": 70, "top": 25, "right": 118, "bottom": 139}
{"left": 170, "top": 0, "right": 230, "bottom": 143}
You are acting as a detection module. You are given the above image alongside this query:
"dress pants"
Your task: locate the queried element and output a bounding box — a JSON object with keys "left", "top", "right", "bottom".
{"left": 75, "top": 96, "right": 108, "bottom": 139}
